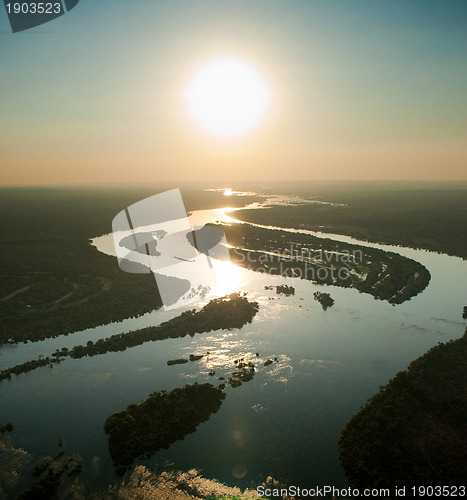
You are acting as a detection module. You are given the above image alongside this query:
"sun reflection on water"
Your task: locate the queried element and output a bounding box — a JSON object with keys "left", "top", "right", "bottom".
{"left": 211, "top": 260, "right": 245, "bottom": 297}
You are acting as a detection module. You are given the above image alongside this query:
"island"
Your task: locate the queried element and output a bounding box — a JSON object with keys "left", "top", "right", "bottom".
{"left": 14, "top": 439, "right": 82, "bottom": 500}
{"left": 222, "top": 223, "right": 430, "bottom": 305}
{"left": 104, "top": 383, "right": 226, "bottom": 473}
{"left": 0, "top": 422, "right": 13, "bottom": 434}
{"left": 313, "top": 291, "right": 335, "bottom": 310}
{"left": 226, "top": 360, "right": 256, "bottom": 388}
{"left": 167, "top": 359, "right": 189, "bottom": 366}
{"left": 0, "top": 293, "right": 259, "bottom": 382}
{"left": 265, "top": 285, "right": 295, "bottom": 296}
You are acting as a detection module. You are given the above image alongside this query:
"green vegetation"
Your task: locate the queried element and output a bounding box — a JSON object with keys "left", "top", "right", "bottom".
{"left": 68, "top": 293, "right": 258, "bottom": 359}
{"left": 17, "top": 452, "right": 83, "bottom": 500}
{"left": 165, "top": 354, "right": 258, "bottom": 389}
{"left": 0, "top": 434, "right": 82, "bottom": 500}
{"left": 167, "top": 358, "right": 189, "bottom": 365}
{"left": 276, "top": 284, "right": 295, "bottom": 296}
{"left": 231, "top": 185, "right": 467, "bottom": 260}
{"left": 0, "top": 440, "right": 30, "bottom": 499}
{"left": 313, "top": 291, "right": 334, "bottom": 310}
{"left": 223, "top": 224, "right": 430, "bottom": 304}
{"left": 0, "top": 189, "right": 163, "bottom": 345}
{"left": 265, "top": 284, "right": 295, "bottom": 296}
{"left": 76, "top": 465, "right": 260, "bottom": 500}
{"left": 0, "top": 422, "right": 13, "bottom": 434}
{"left": 339, "top": 330, "right": 467, "bottom": 488}
{"left": 189, "top": 354, "right": 204, "bottom": 361}
{"left": 0, "top": 185, "right": 462, "bottom": 345}
{"left": 104, "top": 383, "right": 226, "bottom": 472}
{"left": 0, "top": 356, "right": 63, "bottom": 381}
{"left": 0, "top": 293, "right": 259, "bottom": 382}
{"left": 226, "top": 360, "right": 256, "bottom": 387}
{"left": 0, "top": 187, "right": 262, "bottom": 345}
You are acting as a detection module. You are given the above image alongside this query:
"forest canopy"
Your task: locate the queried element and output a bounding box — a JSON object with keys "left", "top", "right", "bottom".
{"left": 339, "top": 331, "right": 467, "bottom": 488}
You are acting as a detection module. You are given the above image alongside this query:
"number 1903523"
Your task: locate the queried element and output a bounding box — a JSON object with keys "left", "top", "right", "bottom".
{"left": 6, "top": 2, "right": 62, "bottom": 14}
{"left": 411, "top": 485, "right": 466, "bottom": 497}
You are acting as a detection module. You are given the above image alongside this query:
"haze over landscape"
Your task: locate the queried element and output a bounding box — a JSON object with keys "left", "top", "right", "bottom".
{"left": 1, "top": 0, "right": 467, "bottom": 186}
{"left": 1, "top": 2, "right": 467, "bottom": 499}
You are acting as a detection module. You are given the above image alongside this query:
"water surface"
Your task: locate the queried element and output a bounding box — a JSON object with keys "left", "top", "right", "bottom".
{"left": 1, "top": 190, "right": 466, "bottom": 492}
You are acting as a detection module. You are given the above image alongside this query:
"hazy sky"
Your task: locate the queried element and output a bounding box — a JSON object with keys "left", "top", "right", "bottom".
{"left": 1, "top": 0, "right": 466, "bottom": 185}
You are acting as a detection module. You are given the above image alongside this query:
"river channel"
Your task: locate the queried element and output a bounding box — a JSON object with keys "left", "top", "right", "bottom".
{"left": 1, "top": 191, "right": 466, "bottom": 491}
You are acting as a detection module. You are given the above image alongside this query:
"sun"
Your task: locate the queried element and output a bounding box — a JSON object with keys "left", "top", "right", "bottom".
{"left": 184, "top": 58, "right": 271, "bottom": 137}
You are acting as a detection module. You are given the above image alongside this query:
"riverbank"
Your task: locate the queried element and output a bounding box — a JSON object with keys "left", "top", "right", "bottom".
{"left": 339, "top": 328, "right": 467, "bottom": 487}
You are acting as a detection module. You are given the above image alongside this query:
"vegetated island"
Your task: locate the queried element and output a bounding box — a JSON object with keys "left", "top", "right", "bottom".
{"left": 226, "top": 360, "right": 256, "bottom": 388}
{"left": 167, "top": 354, "right": 263, "bottom": 389}
{"left": 313, "top": 291, "right": 334, "bottom": 310}
{"left": 0, "top": 430, "right": 82, "bottom": 500}
{"left": 0, "top": 422, "right": 13, "bottom": 434}
{"left": 222, "top": 223, "right": 430, "bottom": 305}
{"left": 0, "top": 293, "right": 259, "bottom": 382}
{"left": 339, "top": 329, "right": 467, "bottom": 488}
{"left": 167, "top": 358, "right": 189, "bottom": 366}
{"left": 16, "top": 443, "right": 83, "bottom": 500}
{"left": 104, "top": 383, "right": 226, "bottom": 474}
{"left": 265, "top": 284, "right": 295, "bottom": 296}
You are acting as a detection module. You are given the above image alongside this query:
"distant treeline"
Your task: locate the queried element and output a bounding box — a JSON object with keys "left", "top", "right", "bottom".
{"left": 339, "top": 329, "right": 467, "bottom": 488}
{"left": 0, "top": 239, "right": 162, "bottom": 345}
{"left": 230, "top": 188, "right": 467, "bottom": 260}
{"left": 104, "top": 383, "right": 226, "bottom": 473}
{"left": 223, "top": 224, "right": 430, "bottom": 304}
{"left": 0, "top": 293, "right": 259, "bottom": 381}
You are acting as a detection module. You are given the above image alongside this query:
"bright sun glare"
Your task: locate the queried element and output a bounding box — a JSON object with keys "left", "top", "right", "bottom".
{"left": 184, "top": 58, "right": 270, "bottom": 137}
{"left": 212, "top": 260, "right": 244, "bottom": 296}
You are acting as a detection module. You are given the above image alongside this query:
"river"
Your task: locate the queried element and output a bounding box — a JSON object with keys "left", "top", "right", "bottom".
{"left": 1, "top": 191, "right": 466, "bottom": 492}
